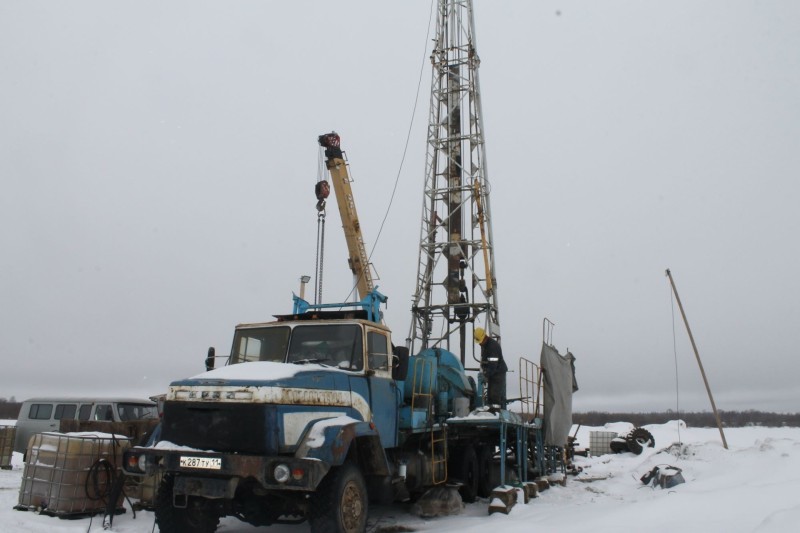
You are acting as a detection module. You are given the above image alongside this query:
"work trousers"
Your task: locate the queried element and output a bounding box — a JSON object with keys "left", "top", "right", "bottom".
{"left": 487, "top": 372, "right": 506, "bottom": 407}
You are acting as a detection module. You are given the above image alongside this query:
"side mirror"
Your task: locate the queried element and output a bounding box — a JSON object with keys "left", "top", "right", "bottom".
{"left": 205, "top": 347, "right": 215, "bottom": 371}
{"left": 392, "top": 346, "right": 409, "bottom": 381}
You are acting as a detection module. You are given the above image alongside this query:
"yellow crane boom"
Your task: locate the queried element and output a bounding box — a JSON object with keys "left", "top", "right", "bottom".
{"left": 317, "top": 132, "right": 374, "bottom": 301}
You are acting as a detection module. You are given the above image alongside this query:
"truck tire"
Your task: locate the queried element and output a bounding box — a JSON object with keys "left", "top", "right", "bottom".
{"left": 610, "top": 437, "right": 628, "bottom": 454}
{"left": 626, "top": 428, "right": 655, "bottom": 455}
{"left": 309, "top": 463, "right": 368, "bottom": 533}
{"left": 476, "top": 446, "right": 494, "bottom": 498}
{"left": 155, "top": 474, "right": 220, "bottom": 533}
{"left": 455, "top": 445, "right": 479, "bottom": 503}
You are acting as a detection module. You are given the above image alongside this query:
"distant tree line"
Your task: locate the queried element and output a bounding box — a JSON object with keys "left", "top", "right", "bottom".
{"left": 1, "top": 397, "right": 797, "bottom": 427}
{"left": 0, "top": 399, "right": 21, "bottom": 420}
{"left": 573, "top": 410, "right": 800, "bottom": 428}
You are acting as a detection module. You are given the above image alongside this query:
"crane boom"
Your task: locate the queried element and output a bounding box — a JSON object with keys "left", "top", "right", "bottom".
{"left": 318, "top": 132, "right": 374, "bottom": 301}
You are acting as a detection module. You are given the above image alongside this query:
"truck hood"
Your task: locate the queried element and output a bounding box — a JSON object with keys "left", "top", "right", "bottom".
{"left": 162, "top": 361, "right": 370, "bottom": 454}
{"left": 167, "top": 361, "right": 370, "bottom": 422}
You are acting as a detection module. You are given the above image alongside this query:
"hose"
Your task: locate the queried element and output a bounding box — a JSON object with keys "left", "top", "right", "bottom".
{"left": 85, "top": 459, "right": 115, "bottom": 501}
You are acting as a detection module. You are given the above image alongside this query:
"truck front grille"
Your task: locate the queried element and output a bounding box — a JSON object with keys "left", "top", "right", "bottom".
{"left": 161, "top": 401, "right": 279, "bottom": 455}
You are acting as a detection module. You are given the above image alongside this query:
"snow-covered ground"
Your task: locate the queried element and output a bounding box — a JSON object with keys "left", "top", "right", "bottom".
{"left": 2, "top": 420, "right": 799, "bottom": 532}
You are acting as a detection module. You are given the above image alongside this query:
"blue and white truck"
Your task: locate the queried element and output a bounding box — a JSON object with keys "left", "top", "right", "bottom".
{"left": 124, "top": 291, "right": 548, "bottom": 532}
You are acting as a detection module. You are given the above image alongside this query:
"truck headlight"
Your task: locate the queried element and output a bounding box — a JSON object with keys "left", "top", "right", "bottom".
{"left": 273, "top": 464, "right": 291, "bottom": 483}
{"left": 126, "top": 453, "right": 147, "bottom": 474}
{"left": 126, "top": 454, "right": 140, "bottom": 473}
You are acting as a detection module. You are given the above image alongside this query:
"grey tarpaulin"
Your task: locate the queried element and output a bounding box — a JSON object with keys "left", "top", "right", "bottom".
{"left": 540, "top": 343, "right": 578, "bottom": 447}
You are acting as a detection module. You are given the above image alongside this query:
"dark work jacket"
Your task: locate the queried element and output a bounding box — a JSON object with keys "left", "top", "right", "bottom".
{"left": 480, "top": 337, "right": 508, "bottom": 378}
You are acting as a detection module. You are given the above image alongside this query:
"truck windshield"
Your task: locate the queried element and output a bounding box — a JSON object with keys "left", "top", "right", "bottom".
{"left": 230, "top": 326, "right": 291, "bottom": 364}
{"left": 286, "top": 324, "right": 363, "bottom": 370}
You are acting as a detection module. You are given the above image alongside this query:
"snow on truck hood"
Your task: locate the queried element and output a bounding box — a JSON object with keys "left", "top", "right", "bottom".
{"left": 187, "top": 361, "right": 354, "bottom": 382}
{"left": 171, "top": 361, "right": 372, "bottom": 422}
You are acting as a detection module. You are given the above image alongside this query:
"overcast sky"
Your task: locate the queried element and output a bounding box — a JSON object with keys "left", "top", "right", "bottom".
{"left": 2, "top": 1, "right": 798, "bottom": 413}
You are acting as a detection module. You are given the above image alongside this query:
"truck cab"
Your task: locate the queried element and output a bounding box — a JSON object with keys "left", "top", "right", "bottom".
{"left": 214, "top": 314, "right": 400, "bottom": 450}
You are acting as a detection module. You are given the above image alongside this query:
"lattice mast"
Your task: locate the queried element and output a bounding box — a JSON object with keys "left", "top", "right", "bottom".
{"left": 408, "top": 0, "right": 499, "bottom": 365}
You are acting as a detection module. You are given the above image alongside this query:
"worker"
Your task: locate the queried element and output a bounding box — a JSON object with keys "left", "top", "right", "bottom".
{"left": 473, "top": 327, "right": 508, "bottom": 407}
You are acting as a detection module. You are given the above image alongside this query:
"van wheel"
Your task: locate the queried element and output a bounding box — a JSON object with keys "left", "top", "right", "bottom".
{"left": 155, "top": 474, "right": 219, "bottom": 533}
{"left": 310, "top": 463, "right": 368, "bottom": 533}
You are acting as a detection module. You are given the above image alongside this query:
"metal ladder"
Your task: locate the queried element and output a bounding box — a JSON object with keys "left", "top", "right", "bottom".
{"left": 409, "top": 357, "right": 448, "bottom": 484}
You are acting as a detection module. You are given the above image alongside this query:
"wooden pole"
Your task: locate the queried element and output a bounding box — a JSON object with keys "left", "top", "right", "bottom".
{"left": 666, "top": 269, "right": 728, "bottom": 449}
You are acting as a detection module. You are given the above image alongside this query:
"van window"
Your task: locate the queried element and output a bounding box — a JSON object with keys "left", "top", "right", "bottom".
{"left": 116, "top": 403, "right": 158, "bottom": 421}
{"left": 29, "top": 403, "right": 53, "bottom": 420}
{"left": 79, "top": 405, "right": 92, "bottom": 420}
{"left": 95, "top": 404, "right": 114, "bottom": 421}
{"left": 54, "top": 404, "right": 77, "bottom": 420}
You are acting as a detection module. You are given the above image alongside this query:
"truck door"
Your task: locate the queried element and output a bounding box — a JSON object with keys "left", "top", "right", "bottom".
{"left": 366, "top": 330, "right": 398, "bottom": 448}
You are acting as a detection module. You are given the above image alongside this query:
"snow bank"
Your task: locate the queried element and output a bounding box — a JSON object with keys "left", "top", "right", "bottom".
{"left": 1, "top": 422, "right": 799, "bottom": 532}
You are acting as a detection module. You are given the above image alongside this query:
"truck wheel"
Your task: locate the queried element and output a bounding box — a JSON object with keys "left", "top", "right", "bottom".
{"left": 310, "top": 463, "right": 368, "bottom": 533}
{"left": 610, "top": 437, "right": 628, "bottom": 454}
{"left": 626, "top": 428, "right": 655, "bottom": 455}
{"left": 456, "top": 446, "right": 479, "bottom": 503}
{"left": 476, "top": 446, "right": 494, "bottom": 498}
{"left": 155, "top": 474, "right": 220, "bottom": 533}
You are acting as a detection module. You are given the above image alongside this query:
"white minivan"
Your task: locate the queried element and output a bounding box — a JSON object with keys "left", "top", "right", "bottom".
{"left": 13, "top": 397, "right": 158, "bottom": 454}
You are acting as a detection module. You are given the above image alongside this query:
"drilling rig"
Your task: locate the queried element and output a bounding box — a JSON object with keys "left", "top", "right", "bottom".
{"left": 409, "top": 0, "right": 499, "bottom": 367}
{"left": 120, "top": 3, "right": 581, "bottom": 530}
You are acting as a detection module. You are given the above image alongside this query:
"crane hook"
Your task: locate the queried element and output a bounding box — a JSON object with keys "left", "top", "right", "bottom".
{"left": 315, "top": 180, "right": 330, "bottom": 211}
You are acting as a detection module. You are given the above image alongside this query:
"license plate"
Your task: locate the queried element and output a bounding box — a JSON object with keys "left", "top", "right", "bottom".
{"left": 180, "top": 456, "right": 222, "bottom": 470}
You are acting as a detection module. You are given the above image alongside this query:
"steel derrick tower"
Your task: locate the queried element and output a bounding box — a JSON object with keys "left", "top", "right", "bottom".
{"left": 409, "top": 0, "right": 499, "bottom": 365}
